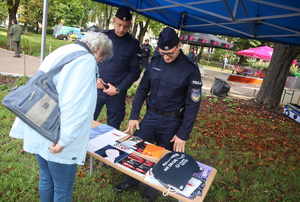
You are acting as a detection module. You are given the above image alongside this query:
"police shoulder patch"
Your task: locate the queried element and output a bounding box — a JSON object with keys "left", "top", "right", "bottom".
{"left": 192, "top": 80, "right": 202, "bottom": 85}
{"left": 191, "top": 88, "right": 201, "bottom": 102}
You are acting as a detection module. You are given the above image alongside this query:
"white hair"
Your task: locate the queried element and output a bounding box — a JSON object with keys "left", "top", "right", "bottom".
{"left": 80, "top": 32, "right": 113, "bottom": 60}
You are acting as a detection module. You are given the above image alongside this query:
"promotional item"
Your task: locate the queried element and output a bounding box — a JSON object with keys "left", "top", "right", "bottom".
{"left": 152, "top": 152, "right": 199, "bottom": 191}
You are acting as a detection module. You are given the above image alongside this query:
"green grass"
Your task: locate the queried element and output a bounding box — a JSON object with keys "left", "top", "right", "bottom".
{"left": 0, "top": 28, "right": 71, "bottom": 57}
{"left": 1, "top": 77, "right": 299, "bottom": 201}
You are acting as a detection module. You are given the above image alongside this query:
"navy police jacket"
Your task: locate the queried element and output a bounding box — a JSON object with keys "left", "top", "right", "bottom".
{"left": 130, "top": 51, "right": 202, "bottom": 140}
{"left": 98, "top": 30, "right": 141, "bottom": 92}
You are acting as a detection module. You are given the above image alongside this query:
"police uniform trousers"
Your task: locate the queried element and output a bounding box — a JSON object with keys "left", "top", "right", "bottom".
{"left": 135, "top": 110, "right": 182, "bottom": 150}
{"left": 93, "top": 90, "right": 126, "bottom": 129}
{"left": 141, "top": 57, "right": 149, "bottom": 69}
{"left": 122, "top": 110, "right": 182, "bottom": 200}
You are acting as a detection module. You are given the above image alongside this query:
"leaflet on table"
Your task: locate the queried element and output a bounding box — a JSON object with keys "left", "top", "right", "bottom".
{"left": 119, "top": 153, "right": 156, "bottom": 175}
{"left": 95, "top": 145, "right": 129, "bottom": 163}
{"left": 90, "top": 124, "right": 114, "bottom": 139}
{"left": 116, "top": 136, "right": 166, "bottom": 159}
{"left": 120, "top": 136, "right": 143, "bottom": 147}
{"left": 94, "top": 144, "right": 156, "bottom": 176}
{"left": 144, "top": 172, "right": 204, "bottom": 198}
{"left": 113, "top": 136, "right": 146, "bottom": 153}
{"left": 88, "top": 129, "right": 128, "bottom": 152}
{"left": 193, "top": 161, "right": 212, "bottom": 180}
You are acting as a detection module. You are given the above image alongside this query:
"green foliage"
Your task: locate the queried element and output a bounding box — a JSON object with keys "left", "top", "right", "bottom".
{"left": 19, "top": 0, "right": 43, "bottom": 33}
{"left": 0, "top": 27, "right": 70, "bottom": 56}
{"left": 200, "top": 59, "right": 222, "bottom": 69}
{"left": 290, "top": 64, "right": 300, "bottom": 76}
{"left": 15, "top": 76, "right": 29, "bottom": 86}
{"left": 245, "top": 58, "right": 269, "bottom": 70}
{"left": 0, "top": 27, "right": 7, "bottom": 48}
{"left": 17, "top": 0, "right": 97, "bottom": 30}
{"left": 88, "top": 2, "right": 116, "bottom": 30}
{"left": 231, "top": 37, "right": 263, "bottom": 51}
{"left": 127, "top": 83, "right": 138, "bottom": 97}
{"left": 208, "top": 96, "right": 218, "bottom": 104}
{"left": 148, "top": 19, "right": 164, "bottom": 36}
{"left": 49, "top": 0, "right": 94, "bottom": 27}
{"left": 0, "top": 1, "right": 8, "bottom": 24}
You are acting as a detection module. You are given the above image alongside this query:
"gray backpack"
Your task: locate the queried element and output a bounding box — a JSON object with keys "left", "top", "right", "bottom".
{"left": 2, "top": 50, "right": 89, "bottom": 143}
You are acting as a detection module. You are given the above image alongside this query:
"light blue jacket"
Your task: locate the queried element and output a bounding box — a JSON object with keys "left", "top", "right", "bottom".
{"left": 9, "top": 43, "right": 97, "bottom": 165}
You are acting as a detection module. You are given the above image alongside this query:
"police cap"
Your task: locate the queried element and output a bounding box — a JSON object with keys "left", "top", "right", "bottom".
{"left": 115, "top": 7, "right": 132, "bottom": 21}
{"left": 158, "top": 27, "right": 179, "bottom": 51}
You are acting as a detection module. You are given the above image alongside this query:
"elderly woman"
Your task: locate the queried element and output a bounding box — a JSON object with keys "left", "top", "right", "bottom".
{"left": 9, "top": 32, "right": 113, "bottom": 202}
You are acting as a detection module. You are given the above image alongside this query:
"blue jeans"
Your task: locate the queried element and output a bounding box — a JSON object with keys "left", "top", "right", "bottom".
{"left": 36, "top": 155, "right": 77, "bottom": 202}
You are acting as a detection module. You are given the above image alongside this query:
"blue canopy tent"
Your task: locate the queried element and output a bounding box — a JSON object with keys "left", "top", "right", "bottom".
{"left": 93, "top": 0, "right": 300, "bottom": 45}
{"left": 40, "top": 0, "right": 300, "bottom": 60}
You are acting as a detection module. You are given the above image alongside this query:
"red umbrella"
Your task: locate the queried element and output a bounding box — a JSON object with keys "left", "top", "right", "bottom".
{"left": 236, "top": 46, "right": 273, "bottom": 61}
{"left": 236, "top": 46, "right": 297, "bottom": 64}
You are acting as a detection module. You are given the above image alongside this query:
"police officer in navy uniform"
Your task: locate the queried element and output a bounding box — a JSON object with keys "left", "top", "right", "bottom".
{"left": 115, "top": 27, "right": 202, "bottom": 201}
{"left": 141, "top": 39, "right": 152, "bottom": 68}
{"left": 94, "top": 7, "right": 141, "bottom": 129}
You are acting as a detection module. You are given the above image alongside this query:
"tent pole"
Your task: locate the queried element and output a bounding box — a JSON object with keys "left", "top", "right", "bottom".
{"left": 40, "top": 0, "right": 49, "bottom": 62}
{"left": 178, "top": 12, "right": 186, "bottom": 37}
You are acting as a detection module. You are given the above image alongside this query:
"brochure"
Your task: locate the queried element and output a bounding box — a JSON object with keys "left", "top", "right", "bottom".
{"left": 88, "top": 129, "right": 128, "bottom": 152}
{"left": 119, "top": 153, "right": 155, "bottom": 175}
{"left": 90, "top": 124, "right": 114, "bottom": 139}
{"left": 120, "top": 136, "right": 143, "bottom": 148}
{"left": 95, "top": 145, "right": 129, "bottom": 163}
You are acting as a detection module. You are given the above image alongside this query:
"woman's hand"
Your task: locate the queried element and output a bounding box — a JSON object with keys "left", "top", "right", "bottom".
{"left": 49, "top": 144, "right": 64, "bottom": 153}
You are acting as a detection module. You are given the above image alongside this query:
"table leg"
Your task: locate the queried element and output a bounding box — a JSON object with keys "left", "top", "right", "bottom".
{"left": 281, "top": 89, "right": 286, "bottom": 104}
{"left": 89, "top": 156, "right": 94, "bottom": 176}
{"left": 290, "top": 90, "right": 295, "bottom": 103}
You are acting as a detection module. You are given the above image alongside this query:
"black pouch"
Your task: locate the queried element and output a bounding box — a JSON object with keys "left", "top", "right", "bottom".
{"left": 152, "top": 152, "right": 199, "bottom": 191}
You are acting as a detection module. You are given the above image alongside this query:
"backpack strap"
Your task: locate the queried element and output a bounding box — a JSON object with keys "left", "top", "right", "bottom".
{"left": 46, "top": 49, "right": 91, "bottom": 79}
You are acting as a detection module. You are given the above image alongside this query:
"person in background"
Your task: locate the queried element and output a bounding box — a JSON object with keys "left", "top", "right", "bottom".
{"left": 141, "top": 39, "right": 152, "bottom": 68}
{"left": 94, "top": 7, "right": 141, "bottom": 129}
{"left": 9, "top": 19, "right": 23, "bottom": 57}
{"left": 9, "top": 32, "right": 113, "bottom": 202}
{"left": 188, "top": 47, "right": 197, "bottom": 64}
{"left": 222, "top": 55, "right": 229, "bottom": 69}
{"left": 115, "top": 27, "right": 202, "bottom": 201}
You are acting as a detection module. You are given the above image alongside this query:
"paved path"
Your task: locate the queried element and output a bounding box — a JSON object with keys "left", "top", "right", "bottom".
{"left": 0, "top": 47, "right": 299, "bottom": 104}
{"left": 0, "top": 48, "right": 40, "bottom": 77}
{"left": 200, "top": 67, "right": 259, "bottom": 99}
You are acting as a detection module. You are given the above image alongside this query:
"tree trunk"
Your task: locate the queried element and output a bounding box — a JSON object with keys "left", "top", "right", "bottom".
{"left": 104, "top": 5, "right": 113, "bottom": 30}
{"left": 196, "top": 45, "right": 204, "bottom": 63}
{"left": 138, "top": 18, "right": 150, "bottom": 43}
{"left": 7, "top": 0, "right": 20, "bottom": 46}
{"left": 131, "top": 16, "right": 138, "bottom": 38}
{"left": 238, "top": 56, "right": 246, "bottom": 65}
{"left": 36, "top": 22, "right": 39, "bottom": 33}
{"left": 256, "top": 43, "right": 300, "bottom": 109}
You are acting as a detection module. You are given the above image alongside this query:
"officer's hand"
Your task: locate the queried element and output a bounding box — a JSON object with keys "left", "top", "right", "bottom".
{"left": 96, "top": 78, "right": 105, "bottom": 89}
{"left": 170, "top": 135, "right": 186, "bottom": 153}
{"left": 48, "top": 144, "right": 64, "bottom": 153}
{"left": 103, "top": 83, "right": 119, "bottom": 96}
{"left": 124, "top": 120, "right": 140, "bottom": 135}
